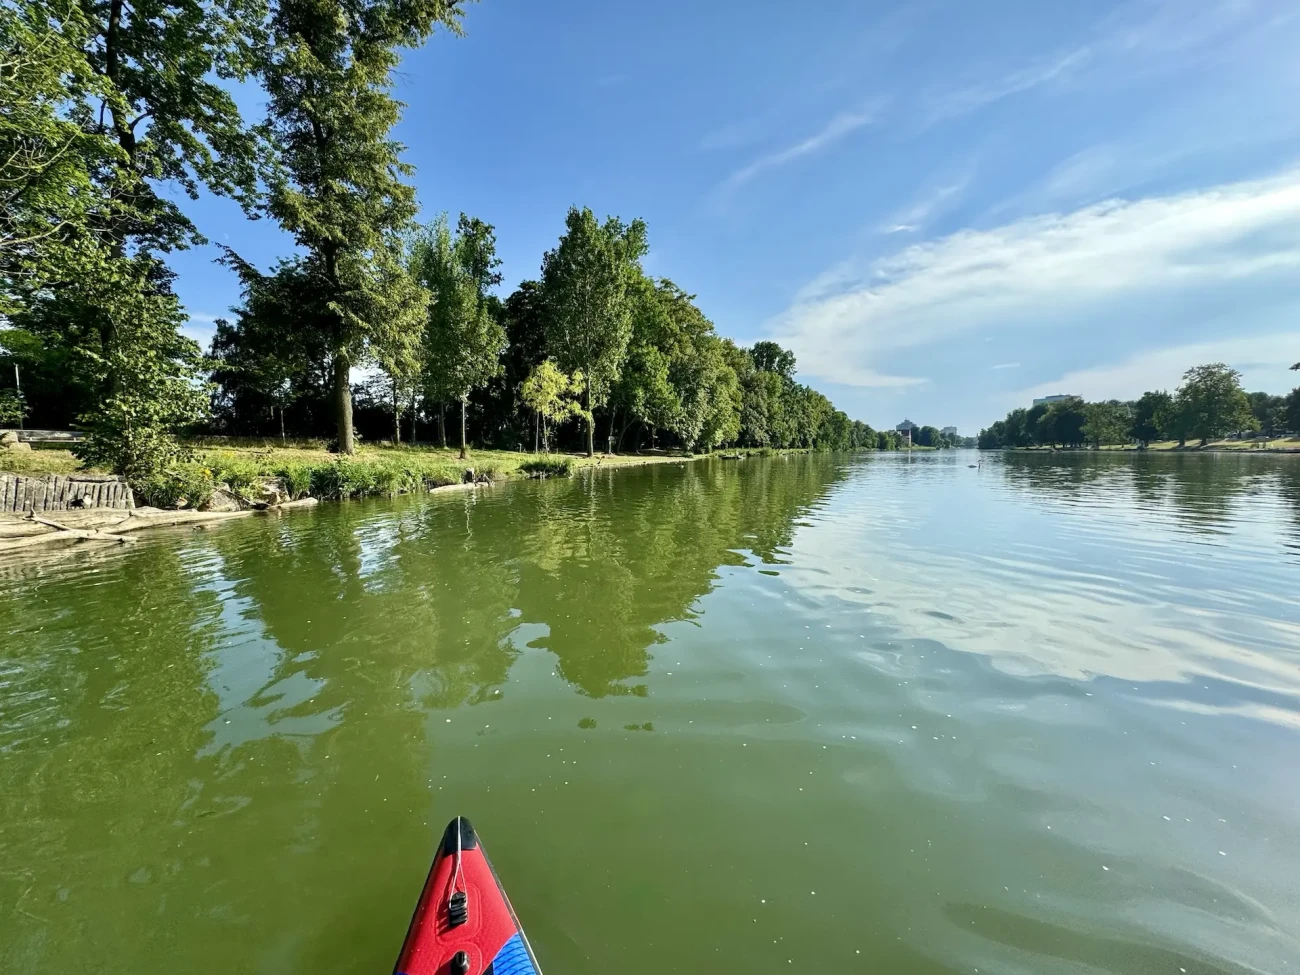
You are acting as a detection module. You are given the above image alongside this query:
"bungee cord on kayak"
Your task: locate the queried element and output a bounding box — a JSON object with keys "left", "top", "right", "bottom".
{"left": 394, "top": 817, "right": 543, "bottom": 975}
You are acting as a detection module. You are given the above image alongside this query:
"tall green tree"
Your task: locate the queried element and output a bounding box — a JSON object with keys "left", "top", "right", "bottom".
{"left": 1083, "top": 400, "right": 1131, "bottom": 448}
{"left": 541, "top": 206, "right": 647, "bottom": 456}
{"left": 0, "top": 0, "right": 116, "bottom": 307}
{"left": 672, "top": 334, "right": 741, "bottom": 452}
{"left": 211, "top": 248, "right": 335, "bottom": 437}
{"left": 3, "top": 0, "right": 265, "bottom": 474}
{"left": 1130, "top": 390, "right": 1172, "bottom": 446}
{"left": 409, "top": 215, "right": 506, "bottom": 459}
{"left": 1003, "top": 407, "right": 1031, "bottom": 448}
{"left": 1246, "top": 391, "right": 1286, "bottom": 439}
{"left": 977, "top": 421, "right": 1004, "bottom": 449}
{"left": 1035, "top": 397, "right": 1086, "bottom": 447}
{"left": 1154, "top": 395, "right": 1191, "bottom": 447}
{"left": 1173, "top": 363, "right": 1252, "bottom": 445}
{"left": 255, "top": 0, "right": 465, "bottom": 453}
{"left": 1285, "top": 387, "right": 1300, "bottom": 435}
{"left": 462, "top": 280, "right": 545, "bottom": 451}
{"left": 610, "top": 276, "right": 681, "bottom": 449}
{"left": 749, "top": 341, "right": 796, "bottom": 379}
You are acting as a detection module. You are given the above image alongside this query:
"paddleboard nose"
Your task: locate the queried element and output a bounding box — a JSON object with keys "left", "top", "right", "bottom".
{"left": 394, "top": 817, "right": 543, "bottom": 975}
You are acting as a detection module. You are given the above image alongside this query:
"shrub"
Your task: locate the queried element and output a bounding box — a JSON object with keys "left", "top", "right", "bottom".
{"left": 419, "top": 464, "right": 462, "bottom": 489}
{"left": 519, "top": 456, "right": 573, "bottom": 478}
{"left": 369, "top": 463, "right": 403, "bottom": 497}
{"left": 136, "top": 464, "right": 214, "bottom": 509}
{"left": 309, "top": 462, "right": 347, "bottom": 500}
{"left": 0, "top": 390, "right": 26, "bottom": 426}
{"left": 206, "top": 453, "right": 262, "bottom": 495}
{"left": 276, "top": 462, "right": 314, "bottom": 500}
{"left": 473, "top": 462, "right": 506, "bottom": 483}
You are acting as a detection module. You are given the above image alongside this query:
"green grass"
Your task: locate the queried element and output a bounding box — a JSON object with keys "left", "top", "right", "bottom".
{"left": 1, "top": 440, "right": 697, "bottom": 508}
{"left": 1098, "top": 437, "right": 1300, "bottom": 451}
{"left": 518, "top": 455, "right": 574, "bottom": 478}
{"left": 0, "top": 448, "right": 91, "bottom": 475}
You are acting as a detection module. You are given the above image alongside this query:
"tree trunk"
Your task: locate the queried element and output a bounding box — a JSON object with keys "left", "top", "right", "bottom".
{"left": 333, "top": 353, "right": 354, "bottom": 455}
{"left": 409, "top": 391, "right": 418, "bottom": 444}
{"left": 607, "top": 406, "right": 617, "bottom": 455}
{"left": 279, "top": 405, "right": 285, "bottom": 441}
{"left": 617, "top": 416, "right": 635, "bottom": 452}
{"left": 459, "top": 395, "right": 468, "bottom": 460}
{"left": 534, "top": 411, "right": 539, "bottom": 453}
{"left": 392, "top": 378, "right": 401, "bottom": 444}
{"left": 437, "top": 403, "right": 446, "bottom": 448}
{"left": 584, "top": 375, "right": 594, "bottom": 457}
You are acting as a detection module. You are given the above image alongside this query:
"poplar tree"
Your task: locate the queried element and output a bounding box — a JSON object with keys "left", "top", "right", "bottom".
{"left": 540, "top": 207, "right": 647, "bottom": 456}
{"left": 410, "top": 215, "right": 506, "bottom": 459}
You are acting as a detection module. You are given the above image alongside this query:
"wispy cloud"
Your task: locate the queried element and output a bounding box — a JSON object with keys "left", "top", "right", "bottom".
{"left": 914, "top": 0, "right": 1281, "bottom": 134}
{"left": 1014, "top": 334, "right": 1300, "bottom": 405}
{"left": 880, "top": 175, "right": 971, "bottom": 234}
{"left": 768, "top": 170, "right": 1300, "bottom": 388}
{"left": 722, "top": 101, "right": 884, "bottom": 191}
{"left": 181, "top": 312, "right": 221, "bottom": 348}
{"left": 991, "top": 362, "right": 1021, "bottom": 371}
{"left": 698, "top": 117, "right": 769, "bottom": 153}
{"left": 922, "top": 47, "right": 1091, "bottom": 127}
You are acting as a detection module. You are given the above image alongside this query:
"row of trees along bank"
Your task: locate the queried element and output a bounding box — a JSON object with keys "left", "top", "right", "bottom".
{"left": 211, "top": 210, "right": 881, "bottom": 457}
{"left": 0, "top": 0, "right": 879, "bottom": 481}
{"left": 978, "top": 363, "right": 1300, "bottom": 449}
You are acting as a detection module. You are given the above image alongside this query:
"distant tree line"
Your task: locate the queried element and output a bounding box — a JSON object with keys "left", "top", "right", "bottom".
{"left": 0, "top": 0, "right": 883, "bottom": 476}
{"left": 905, "top": 425, "right": 975, "bottom": 449}
{"left": 978, "top": 363, "right": 1300, "bottom": 449}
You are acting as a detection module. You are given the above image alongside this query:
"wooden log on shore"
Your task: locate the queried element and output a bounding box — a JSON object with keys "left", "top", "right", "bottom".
{"left": 0, "top": 491, "right": 316, "bottom": 555}
{"left": 30, "top": 512, "right": 135, "bottom": 543}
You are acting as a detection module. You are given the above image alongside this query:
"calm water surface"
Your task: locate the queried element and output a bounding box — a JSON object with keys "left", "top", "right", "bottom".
{"left": 2, "top": 453, "right": 1299, "bottom": 974}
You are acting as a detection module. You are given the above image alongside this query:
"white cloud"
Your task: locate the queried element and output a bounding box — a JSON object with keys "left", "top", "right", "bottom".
{"left": 880, "top": 177, "right": 970, "bottom": 234}
{"left": 1014, "top": 334, "right": 1300, "bottom": 404}
{"left": 915, "top": 0, "right": 1287, "bottom": 133}
{"left": 769, "top": 170, "right": 1300, "bottom": 388}
{"left": 991, "top": 362, "right": 1021, "bottom": 371}
{"left": 722, "top": 101, "right": 884, "bottom": 191}
{"left": 181, "top": 312, "right": 222, "bottom": 349}
{"left": 698, "top": 116, "right": 768, "bottom": 153}
{"left": 923, "top": 46, "right": 1090, "bottom": 126}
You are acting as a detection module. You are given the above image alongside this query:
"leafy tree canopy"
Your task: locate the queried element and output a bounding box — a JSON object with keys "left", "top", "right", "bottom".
{"left": 540, "top": 206, "right": 647, "bottom": 456}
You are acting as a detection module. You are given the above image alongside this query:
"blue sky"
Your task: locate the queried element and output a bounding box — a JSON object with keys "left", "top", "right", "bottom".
{"left": 168, "top": 0, "right": 1300, "bottom": 435}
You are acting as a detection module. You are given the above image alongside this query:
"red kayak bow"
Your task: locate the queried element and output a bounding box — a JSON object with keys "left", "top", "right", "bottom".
{"left": 394, "top": 817, "right": 543, "bottom": 975}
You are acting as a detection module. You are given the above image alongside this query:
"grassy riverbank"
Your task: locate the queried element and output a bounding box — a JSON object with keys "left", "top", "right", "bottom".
{"left": 1121, "top": 437, "right": 1300, "bottom": 451}
{"left": 1, "top": 440, "right": 704, "bottom": 509}
{"left": 1005, "top": 437, "right": 1300, "bottom": 453}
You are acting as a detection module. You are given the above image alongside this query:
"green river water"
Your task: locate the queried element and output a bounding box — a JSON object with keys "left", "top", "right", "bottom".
{"left": 2, "top": 452, "right": 1299, "bottom": 974}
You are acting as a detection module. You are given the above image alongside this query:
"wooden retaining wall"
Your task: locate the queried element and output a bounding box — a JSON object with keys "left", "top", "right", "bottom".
{"left": 0, "top": 474, "right": 134, "bottom": 513}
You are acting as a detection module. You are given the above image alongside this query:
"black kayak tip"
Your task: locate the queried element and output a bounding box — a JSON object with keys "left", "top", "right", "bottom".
{"left": 440, "top": 816, "right": 479, "bottom": 853}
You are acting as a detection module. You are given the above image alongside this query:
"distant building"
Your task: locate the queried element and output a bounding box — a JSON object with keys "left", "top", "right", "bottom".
{"left": 941, "top": 426, "right": 958, "bottom": 438}
{"left": 895, "top": 419, "right": 918, "bottom": 433}
{"left": 1032, "top": 394, "right": 1076, "bottom": 407}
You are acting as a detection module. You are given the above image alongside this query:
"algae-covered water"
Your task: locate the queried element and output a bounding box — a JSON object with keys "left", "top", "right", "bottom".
{"left": 2, "top": 452, "right": 1298, "bottom": 974}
